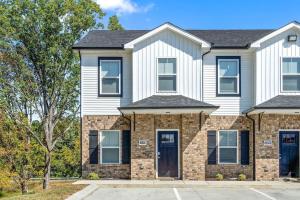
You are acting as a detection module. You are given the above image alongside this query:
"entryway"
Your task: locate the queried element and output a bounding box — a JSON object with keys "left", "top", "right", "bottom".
{"left": 156, "top": 130, "right": 179, "bottom": 178}
{"left": 279, "top": 131, "right": 299, "bottom": 177}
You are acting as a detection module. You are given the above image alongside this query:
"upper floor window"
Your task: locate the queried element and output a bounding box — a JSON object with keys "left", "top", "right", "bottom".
{"left": 157, "top": 58, "right": 177, "bottom": 92}
{"left": 282, "top": 58, "right": 300, "bottom": 92}
{"left": 99, "top": 57, "right": 122, "bottom": 97}
{"left": 218, "top": 130, "right": 238, "bottom": 164}
{"left": 216, "top": 56, "right": 241, "bottom": 96}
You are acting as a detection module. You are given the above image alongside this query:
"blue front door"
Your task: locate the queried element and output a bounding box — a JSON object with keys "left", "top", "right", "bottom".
{"left": 157, "top": 131, "right": 178, "bottom": 178}
{"left": 279, "top": 131, "right": 299, "bottom": 177}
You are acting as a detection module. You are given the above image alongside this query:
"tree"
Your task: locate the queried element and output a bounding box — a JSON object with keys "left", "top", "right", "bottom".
{"left": 0, "top": 0, "right": 104, "bottom": 189}
{"left": 108, "top": 15, "right": 124, "bottom": 31}
{"left": 0, "top": 109, "right": 33, "bottom": 194}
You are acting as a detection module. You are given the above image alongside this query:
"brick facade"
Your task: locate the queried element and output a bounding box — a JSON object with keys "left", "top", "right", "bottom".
{"left": 81, "top": 113, "right": 300, "bottom": 180}
{"left": 253, "top": 114, "right": 300, "bottom": 180}
{"left": 82, "top": 115, "right": 131, "bottom": 179}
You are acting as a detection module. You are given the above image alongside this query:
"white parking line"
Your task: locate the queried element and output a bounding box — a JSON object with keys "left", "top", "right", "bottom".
{"left": 250, "top": 188, "right": 277, "bottom": 200}
{"left": 173, "top": 188, "right": 182, "bottom": 200}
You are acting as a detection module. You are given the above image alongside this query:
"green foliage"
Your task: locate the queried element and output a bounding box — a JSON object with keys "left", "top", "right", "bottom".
{"left": 238, "top": 173, "right": 247, "bottom": 181}
{"left": 88, "top": 173, "right": 100, "bottom": 180}
{"left": 108, "top": 15, "right": 124, "bottom": 31}
{"left": 215, "top": 173, "right": 224, "bottom": 181}
{"left": 52, "top": 120, "right": 80, "bottom": 177}
{"left": 0, "top": 110, "right": 33, "bottom": 193}
{"left": 0, "top": 0, "right": 104, "bottom": 189}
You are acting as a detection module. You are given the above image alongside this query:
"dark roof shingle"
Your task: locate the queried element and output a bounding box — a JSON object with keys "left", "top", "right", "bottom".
{"left": 73, "top": 29, "right": 273, "bottom": 49}
{"left": 118, "top": 95, "right": 218, "bottom": 109}
{"left": 254, "top": 95, "right": 300, "bottom": 109}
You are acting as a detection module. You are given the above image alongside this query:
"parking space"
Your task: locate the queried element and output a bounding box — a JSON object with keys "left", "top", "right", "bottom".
{"left": 79, "top": 186, "right": 300, "bottom": 200}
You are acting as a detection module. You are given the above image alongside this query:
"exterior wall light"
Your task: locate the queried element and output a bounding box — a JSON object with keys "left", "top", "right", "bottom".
{"left": 288, "top": 35, "right": 297, "bottom": 42}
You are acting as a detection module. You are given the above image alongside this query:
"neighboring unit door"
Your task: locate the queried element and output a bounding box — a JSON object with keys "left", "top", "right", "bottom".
{"left": 279, "top": 131, "right": 299, "bottom": 177}
{"left": 157, "top": 131, "right": 178, "bottom": 178}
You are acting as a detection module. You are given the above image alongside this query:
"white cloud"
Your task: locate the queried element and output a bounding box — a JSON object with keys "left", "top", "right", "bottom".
{"left": 96, "top": 0, "right": 154, "bottom": 14}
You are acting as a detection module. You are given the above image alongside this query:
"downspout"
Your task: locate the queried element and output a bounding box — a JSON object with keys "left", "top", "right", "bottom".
{"left": 78, "top": 50, "right": 82, "bottom": 178}
{"left": 245, "top": 112, "right": 256, "bottom": 180}
{"left": 119, "top": 110, "right": 132, "bottom": 127}
{"left": 201, "top": 48, "right": 211, "bottom": 101}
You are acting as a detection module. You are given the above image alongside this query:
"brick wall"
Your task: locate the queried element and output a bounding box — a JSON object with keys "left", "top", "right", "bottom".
{"left": 254, "top": 114, "right": 300, "bottom": 180}
{"left": 82, "top": 115, "right": 130, "bottom": 179}
{"left": 82, "top": 114, "right": 300, "bottom": 181}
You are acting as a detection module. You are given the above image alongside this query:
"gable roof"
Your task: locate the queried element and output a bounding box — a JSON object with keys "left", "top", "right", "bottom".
{"left": 251, "top": 21, "right": 300, "bottom": 47}
{"left": 124, "top": 23, "right": 211, "bottom": 48}
{"left": 73, "top": 28, "right": 273, "bottom": 50}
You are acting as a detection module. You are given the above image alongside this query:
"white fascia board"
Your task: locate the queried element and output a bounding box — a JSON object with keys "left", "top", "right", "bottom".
{"left": 251, "top": 22, "right": 300, "bottom": 48}
{"left": 119, "top": 108, "right": 217, "bottom": 115}
{"left": 247, "top": 108, "right": 300, "bottom": 115}
{"left": 124, "top": 23, "right": 211, "bottom": 49}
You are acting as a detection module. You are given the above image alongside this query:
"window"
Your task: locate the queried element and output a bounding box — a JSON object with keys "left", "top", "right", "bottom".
{"left": 282, "top": 58, "right": 300, "bottom": 92}
{"left": 218, "top": 130, "right": 238, "bottom": 164}
{"left": 99, "top": 57, "right": 122, "bottom": 96}
{"left": 157, "top": 58, "right": 177, "bottom": 92}
{"left": 217, "top": 57, "right": 240, "bottom": 96}
{"left": 100, "top": 131, "right": 120, "bottom": 164}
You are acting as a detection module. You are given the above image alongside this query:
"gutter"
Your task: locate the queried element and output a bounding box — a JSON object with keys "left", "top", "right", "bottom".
{"left": 245, "top": 112, "right": 256, "bottom": 181}
{"left": 78, "top": 50, "right": 82, "bottom": 178}
{"left": 201, "top": 47, "right": 211, "bottom": 101}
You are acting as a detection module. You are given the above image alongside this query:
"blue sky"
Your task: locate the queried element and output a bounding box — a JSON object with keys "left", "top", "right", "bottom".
{"left": 97, "top": 0, "right": 300, "bottom": 30}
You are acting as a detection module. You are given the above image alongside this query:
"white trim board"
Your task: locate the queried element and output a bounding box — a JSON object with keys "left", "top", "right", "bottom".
{"left": 124, "top": 23, "right": 211, "bottom": 49}
{"left": 251, "top": 21, "right": 300, "bottom": 48}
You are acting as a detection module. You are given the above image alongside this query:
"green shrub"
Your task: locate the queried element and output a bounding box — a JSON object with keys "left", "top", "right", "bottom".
{"left": 0, "top": 190, "right": 5, "bottom": 197}
{"left": 215, "top": 173, "right": 224, "bottom": 181}
{"left": 238, "top": 173, "right": 247, "bottom": 181}
{"left": 88, "top": 173, "right": 100, "bottom": 180}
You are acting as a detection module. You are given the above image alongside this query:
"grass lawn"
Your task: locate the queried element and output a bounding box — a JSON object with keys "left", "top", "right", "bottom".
{"left": 0, "top": 180, "right": 86, "bottom": 200}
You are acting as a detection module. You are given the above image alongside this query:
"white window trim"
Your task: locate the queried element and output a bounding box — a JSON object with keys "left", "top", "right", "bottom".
{"left": 217, "top": 130, "right": 239, "bottom": 164}
{"left": 99, "top": 130, "right": 121, "bottom": 165}
{"left": 217, "top": 59, "right": 240, "bottom": 95}
{"left": 281, "top": 57, "right": 300, "bottom": 93}
{"left": 99, "top": 60, "right": 121, "bottom": 95}
{"left": 156, "top": 57, "right": 177, "bottom": 93}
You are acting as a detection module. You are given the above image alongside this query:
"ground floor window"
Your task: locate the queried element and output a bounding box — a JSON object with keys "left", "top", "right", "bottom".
{"left": 100, "top": 130, "right": 120, "bottom": 164}
{"left": 218, "top": 130, "right": 238, "bottom": 164}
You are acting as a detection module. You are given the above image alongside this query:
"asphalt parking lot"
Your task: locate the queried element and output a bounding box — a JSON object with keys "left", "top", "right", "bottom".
{"left": 78, "top": 186, "right": 300, "bottom": 200}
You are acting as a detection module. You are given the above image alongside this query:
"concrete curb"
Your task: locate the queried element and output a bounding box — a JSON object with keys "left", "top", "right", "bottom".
{"left": 66, "top": 184, "right": 98, "bottom": 200}
{"left": 71, "top": 180, "right": 300, "bottom": 189}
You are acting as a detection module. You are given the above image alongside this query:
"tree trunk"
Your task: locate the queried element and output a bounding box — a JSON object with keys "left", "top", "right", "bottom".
{"left": 43, "top": 151, "right": 51, "bottom": 189}
{"left": 21, "top": 181, "right": 28, "bottom": 194}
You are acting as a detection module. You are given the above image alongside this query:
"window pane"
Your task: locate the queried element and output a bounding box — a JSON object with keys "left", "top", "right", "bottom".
{"left": 102, "top": 78, "right": 119, "bottom": 93}
{"left": 158, "top": 75, "right": 176, "bottom": 91}
{"left": 219, "top": 78, "right": 237, "bottom": 93}
{"left": 158, "top": 58, "right": 176, "bottom": 74}
{"left": 102, "top": 131, "right": 119, "bottom": 147}
{"left": 219, "top": 131, "right": 237, "bottom": 146}
{"left": 282, "top": 75, "right": 300, "bottom": 91}
{"left": 219, "top": 60, "right": 238, "bottom": 76}
{"left": 101, "top": 60, "right": 120, "bottom": 77}
{"left": 283, "top": 58, "right": 300, "bottom": 74}
{"left": 102, "top": 148, "right": 119, "bottom": 163}
{"left": 219, "top": 148, "right": 237, "bottom": 163}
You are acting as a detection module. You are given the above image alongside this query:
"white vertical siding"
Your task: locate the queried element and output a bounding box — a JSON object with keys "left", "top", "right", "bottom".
{"left": 203, "top": 50, "right": 254, "bottom": 115}
{"left": 256, "top": 28, "right": 300, "bottom": 105}
{"left": 81, "top": 50, "right": 132, "bottom": 116}
{"left": 132, "top": 29, "right": 202, "bottom": 102}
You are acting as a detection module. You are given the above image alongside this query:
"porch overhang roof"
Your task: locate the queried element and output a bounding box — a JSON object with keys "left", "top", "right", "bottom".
{"left": 118, "top": 95, "right": 219, "bottom": 115}
{"left": 243, "top": 95, "right": 300, "bottom": 115}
